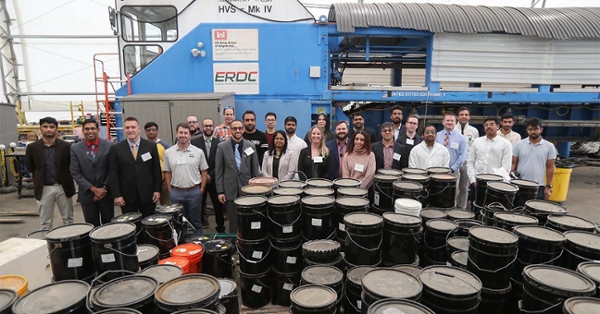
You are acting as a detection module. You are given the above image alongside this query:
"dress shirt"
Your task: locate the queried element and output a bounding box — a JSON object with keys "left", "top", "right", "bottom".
{"left": 455, "top": 123, "right": 479, "bottom": 148}
{"left": 436, "top": 130, "right": 468, "bottom": 172}
{"left": 497, "top": 130, "right": 521, "bottom": 146}
{"left": 382, "top": 141, "right": 394, "bottom": 169}
{"left": 287, "top": 134, "right": 307, "bottom": 154}
{"left": 127, "top": 137, "right": 141, "bottom": 153}
{"left": 408, "top": 142, "right": 450, "bottom": 169}
{"left": 467, "top": 136, "right": 513, "bottom": 183}
{"left": 86, "top": 138, "right": 99, "bottom": 155}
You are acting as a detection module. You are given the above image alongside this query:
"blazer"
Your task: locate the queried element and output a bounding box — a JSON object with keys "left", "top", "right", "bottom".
{"left": 25, "top": 138, "right": 76, "bottom": 201}
{"left": 325, "top": 139, "right": 342, "bottom": 180}
{"left": 191, "top": 136, "right": 220, "bottom": 179}
{"left": 297, "top": 146, "right": 333, "bottom": 180}
{"left": 371, "top": 141, "right": 409, "bottom": 170}
{"left": 108, "top": 138, "right": 162, "bottom": 204}
{"left": 70, "top": 138, "right": 112, "bottom": 203}
{"left": 215, "top": 139, "right": 261, "bottom": 200}
{"left": 349, "top": 127, "right": 379, "bottom": 143}
{"left": 261, "top": 150, "right": 297, "bottom": 181}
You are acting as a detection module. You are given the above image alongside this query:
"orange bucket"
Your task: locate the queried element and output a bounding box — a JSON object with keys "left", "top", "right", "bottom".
{"left": 159, "top": 257, "right": 190, "bottom": 274}
{"left": 171, "top": 243, "right": 204, "bottom": 273}
{"left": 0, "top": 275, "right": 29, "bottom": 296}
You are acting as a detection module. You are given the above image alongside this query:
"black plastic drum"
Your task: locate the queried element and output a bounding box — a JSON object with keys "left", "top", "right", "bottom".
{"left": 303, "top": 187, "right": 335, "bottom": 197}
{"left": 290, "top": 285, "right": 337, "bottom": 314}
{"left": 475, "top": 174, "right": 503, "bottom": 206}
{"left": 546, "top": 215, "right": 597, "bottom": 233}
{"left": 91, "top": 275, "right": 158, "bottom": 313}
{"left": 278, "top": 180, "right": 306, "bottom": 189}
{"left": 112, "top": 212, "right": 145, "bottom": 245}
{"left": 271, "top": 269, "right": 301, "bottom": 307}
{"left": 202, "top": 239, "right": 234, "bottom": 278}
{"left": 377, "top": 168, "right": 403, "bottom": 176}
{"left": 139, "top": 264, "right": 183, "bottom": 284}
{"left": 270, "top": 234, "right": 304, "bottom": 273}
{"left": 26, "top": 229, "right": 48, "bottom": 240}
{"left": 337, "top": 187, "right": 368, "bottom": 198}
{"left": 392, "top": 181, "right": 423, "bottom": 206}
{"left": 45, "top": 223, "right": 95, "bottom": 282}
{"left": 418, "top": 266, "right": 482, "bottom": 314}
{"left": 562, "top": 231, "right": 600, "bottom": 271}
{"left": 142, "top": 214, "right": 176, "bottom": 258}
{"left": 234, "top": 196, "right": 269, "bottom": 240}
{"left": 267, "top": 195, "right": 302, "bottom": 239}
{"left": 11, "top": 280, "right": 89, "bottom": 314}
{"left": 467, "top": 226, "right": 518, "bottom": 289}
{"left": 302, "top": 196, "right": 336, "bottom": 240}
{"left": 333, "top": 178, "right": 361, "bottom": 190}
{"left": 511, "top": 179, "right": 539, "bottom": 208}
{"left": 512, "top": 226, "right": 566, "bottom": 283}
{"left": 241, "top": 185, "right": 272, "bottom": 197}
{"left": 372, "top": 174, "right": 398, "bottom": 211}
{"left": 273, "top": 187, "right": 304, "bottom": 197}
{"left": 218, "top": 279, "right": 239, "bottom": 314}
{"left": 155, "top": 274, "right": 221, "bottom": 313}
{"left": 155, "top": 204, "right": 187, "bottom": 243}
{"left": 524, "top": 200, "right": 568, "bottom": 225}
{"left": 483, "top": 182, "right": 519, "bottom": 210}
{"left": 401, "top": 173, "right": 430, "bottom": 207}
{"left": 345, "top": 266, "right": 375, "bottom": 314}
{"left": 237, "top": 236, "right": 270, "bottom": 274}
{"left": 493, "top": 212, "right": 538, "bottom": 231}
{"left": 429, "top": 174, "right": 457, "bottom": 209}
{"left": 344, "top": 212, "right": 383, "bottom": 266}
{"left": 305, "top": 178, "right": 333, "bottom": 189}
{"left": 137, "top": 244, "right": 160, "bottom": 270}
{"left": 423, "top": 219, "right": 457, "bottom": 265}
{"left": 382, "top": 212, "right": 422, "bottom": 265}
{"left": 402, "top": 168, "right": 427, "bottom": 175}
{"left": 335, "top": 197, "right": 370, "bottom": 246}
{"left": 300, "top": 265, "right": 344, "bottom": 306}
{"left": 90, "top": 222, "right": 139, "bottom": 281}
{"left": 239, "top": 268, "right": 271, "bottom": 309}
{"left": 361, "top": 268, "right": 423, "bottom": 313}
{"left": 427, "top": 167, "right": 452, "bottom": 175}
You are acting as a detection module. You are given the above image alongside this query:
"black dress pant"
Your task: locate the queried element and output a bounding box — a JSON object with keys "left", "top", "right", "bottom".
{"left": 202, "top": 182, "right": 225, "bottom": 232}
{"left": 81, "top": 197, "right": 114, "bottom": 227}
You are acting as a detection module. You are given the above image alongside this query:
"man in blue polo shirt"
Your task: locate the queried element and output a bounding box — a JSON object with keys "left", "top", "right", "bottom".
{"left": 512, "top": 118, "right": 556, "bottom": 200}
{"left": 436, "top": 112, "right": 468, "bottom": 209}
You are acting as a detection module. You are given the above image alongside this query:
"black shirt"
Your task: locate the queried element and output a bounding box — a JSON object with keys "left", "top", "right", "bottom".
{"left": 43, "top": 143, "right": 58, "bottom": 185}
{"left": 243, "top": 130, "right": 269, "bottom": 164}
{"left": 272, "top": 156, "right": 280, "bottom": 179}
{"left": 396, "top": 132, "right": 423, "bottom": 157}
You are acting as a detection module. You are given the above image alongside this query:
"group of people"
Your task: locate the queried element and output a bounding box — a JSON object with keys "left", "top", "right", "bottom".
{"left": 24, "top": 105, "right": 556, "bottom": 234}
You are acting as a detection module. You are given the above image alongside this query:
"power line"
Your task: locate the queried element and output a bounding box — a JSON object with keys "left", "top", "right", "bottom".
{"left": 10, "top": 0, "right": 75, "bottom": 31}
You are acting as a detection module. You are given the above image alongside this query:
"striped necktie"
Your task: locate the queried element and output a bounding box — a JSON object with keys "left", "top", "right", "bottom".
{"left": 90, "top": 144, "right": 96, "bottom": 161}
{"left": 234, "top": 143, "right": 241, "bottom": 170}
{"left": 444, "top": 133, "right": 449, "bottom": 147}
{"left": 131, "top": 144, "right": 138, "bottom": 160}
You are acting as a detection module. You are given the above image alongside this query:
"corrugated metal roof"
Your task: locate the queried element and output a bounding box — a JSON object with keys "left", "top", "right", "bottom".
{"left": 328, "top": 3, "right": 600, "bottom": 39}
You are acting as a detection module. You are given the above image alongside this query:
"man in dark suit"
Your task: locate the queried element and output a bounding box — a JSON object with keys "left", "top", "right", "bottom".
{"left": 372, "top": 122, "right": 409, "bottom": 170}
{"left": 215, "top": 119, "right": 261, "bottom": 233}
{"left": 191, "top": 118, "right": 225, "bottom": 233}
{"left": 325, "top": 121, "right": 349, "bottom": 180}
{"left": 396, "top": 114, "right": 423, "bottom": 159}
{"left": 25, "top": 116, "right": 76, "bottom": 230}
{"left": 108, "top": 116, "right": 162, "bottom": 218}
{"left": 348, "top": 112, "right": 378, "bottom": 143}
{"left": 70, "top": 119, "right": 114, "bottom": 227}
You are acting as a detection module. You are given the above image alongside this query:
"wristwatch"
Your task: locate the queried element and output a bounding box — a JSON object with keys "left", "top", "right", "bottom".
{"left": 545, "top": 185, "right": 553, "bottom": 189}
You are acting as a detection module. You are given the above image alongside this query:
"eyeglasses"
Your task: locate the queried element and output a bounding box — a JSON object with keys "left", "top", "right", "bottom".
{"left": 224, "top": 106, "right": 234, "bottom": 112}
{"left": 231, "top": 127, "right": 244, "bottom": 131}
{"left": 266, "top": 119, "right": 276, "bottom": 122}
{"left": 145, "top": 128, "right": 158, "bottom": 132}
{"left": 187, "top": 121, "right": 198, "bottom": 124}
{"left": 382, "top": 129, "right": 393, "bottom": 133}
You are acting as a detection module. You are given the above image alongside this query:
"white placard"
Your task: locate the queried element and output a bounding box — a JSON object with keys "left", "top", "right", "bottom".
{"left": 251, "top": 284, "right": 263, "bottom": 293}
{"left": 101, "top": 254, "right": 115, "bottom": 263}
{"left": 68, "top": 258, "right": 83, "bottom": 268}
{"left": 311, "top": 218, "right": 322, "bottom": 227}
{"left": 338, "top": 223, "right": 346, "bottom": 231}
{"left": 282, "top": 225, "right": 293, "bottom": 234}
{"left": 252, "top": 251, "right": 263, "bottom": 259}
{"left": 374, "top": 192, "right": 380, "bottom": 206}
{"left": 283, "top": 283, "right": 294, "bottom": 291}
{"left": 286, "top": 256, "right": 297, "bottom": 264}
{"left": 213, "top": 63, "right": 259, "bottom": 95}
{"left": 251, "top": 221, "right": 261, "bottom": 230}
{"left": 213, "top": 29, "right": 259, "bottom": 61}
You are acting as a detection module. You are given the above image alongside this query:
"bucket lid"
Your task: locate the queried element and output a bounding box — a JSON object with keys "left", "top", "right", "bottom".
{"left": 447, "top": 237, "right": 469, "bottom": 251}
{"left": 377, "top": 169, "right": 403, "bottom": 176}
{"left": 511, "top": 179, "right": 539, "bottom": 187}
{"left": 278, "top": 180, "right": 306, "bottom": 188}
{"left": 159, "top": 257, "right": 189, "bottom": 269}
{"left": 395, "top": 198, "right": 422, "bottom": 210}
{"left": 137, "top": 244, "right": 160, "bottom": 263}
{"left": 12, "top": 281, "right": 88, "bottom": 314}
{"left": 306, "top": 178, "right": 333, "bottom": 187}
{"left": 172, "top": 243, "right": 203, "bottom": 257}
{"left": 303, "top": 188, "right": 334, "bottom": 196}
{"left": 337, "top": 187, "right": 368, "bottom": 197}
{"left": 27, "top": 230, "right": 48, "bottom": 240}
{"left": 347, "top": 266, "right": 376, "bottom": 286}
{"left": 268, "top": 195, "right": 300, "bottom": 205}
{"left": 493, "top": 213, "right": 538, "bottom": 225}
{"left": 446, "top": 209, "right": 475, "bottom": 220}
{"left": 547, "top": 215, "right": 596, "bottom": 231}
{"left": 241, "top": 185, "right": 271, "bottom": 194}
{"left": 362, "top": 268, "right": 422, "bottom": 299}
{"left": 456, "top": 219, "right": 483, "bottom": 229}
{"left": 393, "top": 181, "right": 423, "bottom": 191}
{"left": 0, "top": 275, "right": 27, "bottom": 295}
{"left": 427, "top": 167, "right": 452, "bottom": 174}
{"left": 112, "top": 212, "right": 142, "bottom": 223}
{"left": 430, "top": 173, "right": 456, "bottom": 181}
{"left": 469, "top": 226, "right": 519, "bottom": 245}
{"left": 336, "top": 197, "right": 370, "bottom": 208}
{"left": 45, "top": 223, "right": 94, "bottom": 240}
{"left": 273, "top": 187, "right": 303, "bottom": 196}
{"left": 234, "top": 195, "right": 267, "bottom": 206}
{"left": 301, "top": 265, "right": 343, "bottom": 286}
{"left": 402, "top": 168, "right": 427, "bottom": 175}
{"left": 450, "top": 251, "right": 468, "bottom": 267}
{"left": 93, "top": 309, "right": 143, "bottom": 314}
{"left": 525, "top": 200, "right": 568, "bottom": 214}
{"left": 523, "top": 265, "right": 596, "bottom": 296}
{"left": 425, "top": 219, "right": 458, "bottom": 232}
{"left": 203, "top": 239, "right": 233, "bottom": 253}
{"left": 156, "top": 204, "right": 183, "bottom": 215}
{"left": 392, "top": 265, "right": 423, "bottom": 277}
{"left": 302, "top": 240, "right": 341, "bottom": 257}
{"left": 333, "top": 178, "right": 362, "bottom": 187}
{"left": 564, "top": 231, "right": 600, "bottom": 252}
{"left": 421, "top": 209, "right": 447, "bottom": 220}
{"left": 476, "top": 173, "right": 503, "bottom": 181}
{"left": 140, "top": 265, "right": 183, "bottom": 284}
{"left": 0, "top": 288, "right": 17, "bottom": 313}
{"left": 343, "top": 212, "right": 384, "bottom": 227}
{"left": 577, "top": 262, "right": 600, "bottom": 285}
{"left": 90, "top": 222, "right": 135, "bottom": 240}
{"left": 155, "top": 274, "right": 220, "bottom": 306}
{"left": 92, "top": 275, "right": 157, "bottom": 308}
{"left": 249, "top": 176, "right": 278, "bottom": 186}
{"left": 513, "top": 226, "right": 566, "bottom": 244}
{"left": 487, "top": 181, "right": 519, "bottom": 193}
{"left": 302, "top": 196, "right": 335, "bottom": 206}
{"left": 141, "top": 214, "right": 172, "bottom": 226}
{"left": 290, "top": 285, "right": 337, "bottom": 309}
{"left": 185, "top": 234, "right": 212, "bottom": 244}
{"left": 170, "top": 310, "right": 219, "bottom": 314}
{"left": 418, "top": 266, "right": 482, "bottom": 297}
{"left": 367, "top": 298, "right": 435, "bottom": 314}
{"left": 563, "top": 297, "right": 600, "bottom": 314}
{"left": 218, "top": 279, "right": 237, "bottom": 298}
{"left": 373, "top": 174, "right": 398, "bottom": 182}
{"left": 383, "top": 212, "right": 422, "bottom": 226}
{"left": 402, "top": 174, "right": 429, "bottom": 181}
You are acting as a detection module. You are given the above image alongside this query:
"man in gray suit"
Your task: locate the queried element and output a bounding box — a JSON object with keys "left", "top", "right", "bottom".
{"left": 215, "top": 119, "right": 261, "bottom": 233}
{"left": 70, "top": 119, "right": 114, "bottom": 226}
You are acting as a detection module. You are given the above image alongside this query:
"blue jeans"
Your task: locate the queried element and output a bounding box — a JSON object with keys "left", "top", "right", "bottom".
{"left": 170, "top": 187, "right": 203, "bottom": 232}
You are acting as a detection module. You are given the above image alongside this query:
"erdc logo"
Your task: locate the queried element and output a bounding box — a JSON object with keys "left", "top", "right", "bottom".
{"left": 214, "top": 30, "right": 227, "bottom": 40}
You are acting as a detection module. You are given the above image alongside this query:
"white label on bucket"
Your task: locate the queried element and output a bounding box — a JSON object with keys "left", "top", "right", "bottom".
{"left": 339, "top": 223, "right": 345, "bottom": 231}
{"left": 251, "top": 222, "right": 261, "bottom": 229}
{"left": 357, "top": 300, "right": 362, "bottom": 309}
{"left": 177, "top": 248, "right": 187, "bottom": 252}
{"left": 251, "top": 285, "right": 263, "bottom": 293}
{"left": 382, "top": 308, "right": 406, "bottom": 314}
{"left": 68, "top": 258, "right": 83, "bottom": 268}
{"left": 282, "top": 225, "right": 293, "bottom": 233}
{"left": 286, "top": 256, "right": 297, "bottom": 264}
{"left": 374, "top": 192, "right": 380, "bottom": 206}
{"left": 252, "top": 251, "right": 263, "bottom": 259}
{"left": 165, "top": 261, "right": 176, "bottom": 265}
{"left": 101, "top": 254, "right": 115, "bottom": 263}
{"left": 311, "top": 218, "right": 322, "bottom": 227}
{"left": 190, "top": 249, "right": 201, "bottom": 255}
{"left": 283, "top": 283, "right": 294, "bottom": 291}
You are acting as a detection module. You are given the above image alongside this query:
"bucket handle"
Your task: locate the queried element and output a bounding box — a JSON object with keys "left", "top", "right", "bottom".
{"left": 562, "top": 247, "right": 594, "bottom": 263}
{"left": 236, "top": 244, "right": 272, "bottom": 263}
{"left": 409, "top": 229, "right": 422, "bottom": 244}
{"left": 293, "top": 170, "right": 307, "bottom": 182}
{"left": 103, "top": 244, "right": 138, "bottom": 258}
{"left": 86, "top": 270, "right": 139, "bottom": 312}
{"left": 433, "top": 270, "right": 481, "bottom": 293}
{"left": 46, "top": 244, "right": 60, "bottom": 259}
{"left": 466, "top": 246, "right": 518, "bottom": 274}
{"left": 264, "top": 208, "right": 303, "bottom": 229}
{"left": 345, "top": 231, "right": 383, "bottom": 252}
{"left": 518, "top": 299, "right": 563, "bottom": 313}
{"left": 428, "top": 183, "right": 452, "bottom": 197}
{"left": 423, "top": 227, "right": 457, "bottom": 251}
{"left": 375, "top": 182, "right": 394, "bottom": 202}
{"left": 343, "top": 289, "right": 361, "bottom": 313}
{"left": 515, "top": 249, "right": 563, "bottom": 266}
{"left": 144, "top": 219, "right": 177, "bottom": 244}
{"left": 483, "top": 192, "right": 514, "bottom": 209}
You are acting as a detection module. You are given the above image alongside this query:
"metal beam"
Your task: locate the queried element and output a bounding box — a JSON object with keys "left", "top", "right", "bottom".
{"left": 6, "top": 35, "right": 117, "bottom": 39}
{"left": 0, "top": 0, "right": 21, "bottom": 104}
{"left": 10, "top": 92, "right": 115, "bottom": 96}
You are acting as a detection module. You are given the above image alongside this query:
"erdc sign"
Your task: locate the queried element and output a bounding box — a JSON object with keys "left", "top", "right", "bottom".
{"left": 213, "top": 63, "right": 259, "bottom": 95}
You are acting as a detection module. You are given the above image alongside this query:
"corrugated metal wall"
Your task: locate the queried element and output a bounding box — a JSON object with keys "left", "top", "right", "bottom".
{"left": 431, "top": 33, "right": 600, "bottom": 85}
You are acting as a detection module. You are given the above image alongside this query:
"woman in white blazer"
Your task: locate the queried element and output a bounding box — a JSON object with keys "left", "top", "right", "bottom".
{"left": 262, "top": 130, "right": 297, "bottom": 181}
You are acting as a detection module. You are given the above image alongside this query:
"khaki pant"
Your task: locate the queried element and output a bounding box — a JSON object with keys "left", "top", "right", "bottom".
{"left": 37, "top": 185, "right": 74, "bottom": 230}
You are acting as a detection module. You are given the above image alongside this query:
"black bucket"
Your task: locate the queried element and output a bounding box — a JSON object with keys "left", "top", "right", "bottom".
{"left": 45, "top": 223, "right": 96, "bottom": 282}
{"left": 482, "top": 203, "right": 510, "bottom": 226}
{"left": 577, "top": 262, "right": 600, "bottom": 297}
{"left": 234, "top": 196, "right": 269, "bottom": 240}
{"left": 493, "top": 212, "right": 538, "bottom": 231}
{"left": 520, "top": 265, "right": 595, "bottom": 313}
{"left": 301, "top": 196, "right": 336, "bottom": 240}
{"left": 270, "top": 234, "right": 304, "bottom": 273}
{"left": 474, "top": 174, "right": 503, "bottom": 206}
{"left": 420, "top": 209, "right": 448, "bottom": 225}
{"left": 155, "top": 274, "right": 221, "bottom": 314}
{"left": 301, "top": 239, "right": 342, "bottom": 263}
{"left": 90, "top": 222, "right": 139, "bottom": 282}
{"left": 483, "top": 182, "right": 519, "bottom": 210}
{"left": 467, "top": 226, "right": 518, "bottom": 289}
{"left": 401, "top": 173, "right": 430, "bottom": 207}
{"left": 337, "top": 187, "right": 369, "bottom": 198}
{"left": 562, "top": 231, "right": 600, "bottom": 271}
{"left": 142, "top": 214, "right": 176, "bottom": 258}
{"left": 360, "top": 268, "right": 423, "bottom": 313}
{"left": 427, "top": 166, "right": 452, "bottom": 175}
{"left": 372, "top": 174, "right": 398, "bottom": 210}
{"left": 241, "top": 185, "right": 272, "bottom": 197}
{"left": 155, "top": 204, "right": 187, "bottom": 243}
{"left": 562, "top": 297, "right": 600, "bottom": 314}
{"left": 445, "top": 209, "right": 475, "bottom": 221}
{"left": 418, "top": 265, "right": 482, "bottom": 314}
{"left": 392, "top": 181, "right": 424, "bottom": 205}
{"left": 0, "top": 288, "right": 17, "bottom": 314}
{"left": 402, "top": 168, "right": 428, "bottom": 175}
{"left": 446, "top": 236, "right": 469, "bottom": 256}
{"left": 91, "top": 275, "right": 158, "bottom": 313}
{"left": 345, "top": 266, "right": 375, "bottom": 314}
{"left": 524, "top": 200, "right": 568, "bottom": 225}
{"left": 343, "top": 212, "right": 383, "bottom": 266}
{"left": 300, "top": 265, "right": 344, "bottom": 306}
{"left": 290, "top": 285, "right": 338, "bottom": 314}
{"left": 546, "top": 215, "right": 597, "bottom": 233}
{"left": 335, "top": 197, "right": 370, "bottom": 246}
{"left": 366, "top": 298, "right": 435, "bottom": 314}
{"left": 377, "top": 168, "right": 403, "bottom": 176}
{"left": 512, "top": 225, "right": 566, "bottom": 283}
{"left": 271, "top": 269, "right": 301, "bottom": 307}
{"left": 273, "top": 187, "right": 304, "bottom": 197}
{"left": 202, "top": 239, "right": 235, "bottom": 278}
{"left": 137, "top": 244, "right": 160, "bottom": 270}
{"left": 423, "top": 219, "right": 457, "bottom": 264}
{"left": 139, "top": 264, "right": 183, "bottom": 284}
{"left": 112, "top": 212, "right": 144, "bottom": 244}
{"left": 218, "top": 279, "right": 239, "bottom": 314}
{"left": 333, "top": 178, "right": 362, "bottom": 190}
{"left": 185, "top": 234, "right": 212, "bottom": 245}
{"left": 278, "top": 180, "right": 306, "bottom": 189}
{"left": 305, "top": 178, "right": 333, "bottom": 189}
{"left": 429, "top": 174, "right": 457, "bottom": 209}
{"left": 26, "top": 229, "right": 48, "bottom": 240}
{"left": 449, "top": 250, "right": 468, "bottom": 269}
{"left": 11, "top": 280, "right": 89, "bottom": 314}
{"left": 236, "top": 236, "right": 271, "bottom": 274}
{"left": 239, "top": 268, "right": 271, "bottom": 309}
{"left": 511, "top": 179, "right": 539, "bottom": 208}
{"left": 382, "top": 212, "right": 422, "bottom": 266}
{"left": 478, "top": 283, "right": 512, "bottom": 314}
{"left": 303, "top": 187, "right": 335, "bottom": 197}
{"left": 267, "top": 195, "right": 302, "bottom": 239}
{"left": 454, "top": 219, "right": 484, "bottom": 237}
{"left": 305, "top": 252, "right": 345, "bottom": 271}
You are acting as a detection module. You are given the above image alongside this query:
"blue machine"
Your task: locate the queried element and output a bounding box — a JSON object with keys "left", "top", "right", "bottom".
{"left": 113, "top": 1, "right": 600, "bottom": 156}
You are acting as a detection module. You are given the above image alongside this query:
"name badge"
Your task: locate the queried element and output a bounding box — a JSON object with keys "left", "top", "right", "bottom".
{"left": 141, "top": 152, "right": 152, "bottom": 162}
{"left": 176, "top": 157, "right": 186, "bottom": 165}
{"left": 406, "top": 139, "right": 414, "bottom": 146}
{"left": 314, "top": 156, "right": 323, "bottom": 163}
{"left": 393, "top": 153, "right": 401, "bottom": 161}
{"left": 451, "top": 142, "right": 459, "bottom": 149}
{"left": 244, "top": 147, "right": 254, "bottom": 156}
{"left": 354, "top": 164, "right": 365, "bottom": 172}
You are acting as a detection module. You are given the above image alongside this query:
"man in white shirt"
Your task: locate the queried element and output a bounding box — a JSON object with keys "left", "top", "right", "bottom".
{"left": 409, "top": 125, "right": 450, "bottom": 169}
{"left": 455, "top": 107, "right": 479, "bottom": 210}
{"left": 467, "top": 117, "right": 513, "bottom": 187}
{"left": 284, "top": 116, "right": 307, "bottom": 155}
{"left": 498, "top": 113, "right": 521, "bottom": 146}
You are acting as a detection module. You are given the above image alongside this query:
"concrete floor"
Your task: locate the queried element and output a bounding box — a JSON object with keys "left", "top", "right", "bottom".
{"left": 0, "top": 167, "right": 598, "bottom": 242}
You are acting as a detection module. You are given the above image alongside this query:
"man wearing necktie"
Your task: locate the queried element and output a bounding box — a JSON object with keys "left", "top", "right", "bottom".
{"left": 215, "top": 119, "right": 261, "bottom": 233}
{"left": 70, "top": 119, "right": 114, "bottom": 227}
{"left": 436, "top": 112, "right": 468, "bottom": 209}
